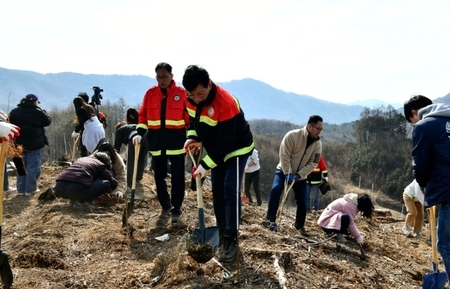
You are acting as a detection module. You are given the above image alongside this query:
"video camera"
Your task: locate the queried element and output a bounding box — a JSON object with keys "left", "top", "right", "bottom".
{"left": 91, "top": 86, "right": 104, "bottom": 105}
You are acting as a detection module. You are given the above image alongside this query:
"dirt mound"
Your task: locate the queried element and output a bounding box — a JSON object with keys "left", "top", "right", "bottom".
{"left": 1, "top": 165, "right": 437, "bottom": 288}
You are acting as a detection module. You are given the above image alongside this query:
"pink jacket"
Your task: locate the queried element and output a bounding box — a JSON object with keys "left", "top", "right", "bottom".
{"left": 317, "top": 193, "right": 361, "bottom": 240}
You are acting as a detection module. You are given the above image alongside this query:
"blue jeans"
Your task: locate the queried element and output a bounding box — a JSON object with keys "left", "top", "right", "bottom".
{"left": 307, "top": 184, "right": 320, "bottom": 210}
{"left": 151, "top": 154, "right": 185, "bottom": 214}
{"left": 437, "top": 203, "right": 450, "bottom": 281}
{"left": 54, "top": 179, "right": 112, "bottom": 203}
{"left": 267, "top": 169, "right": 308, "bottom": 228}
{"left": 17, "top": 149, "right": 41, "bottom": 194}
{"left": 211, "top": 155, "right": 248, "bottom": 238}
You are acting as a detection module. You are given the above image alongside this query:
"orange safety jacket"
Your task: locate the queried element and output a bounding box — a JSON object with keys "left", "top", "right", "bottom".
{"left": 307, "top": 155, "right": 328, "bottom": 185}
{"left": 136, "top": 80, "right": 189, "bottom": 156}
{"left": 186, "top": 83, "right": 254, "bottom": 169}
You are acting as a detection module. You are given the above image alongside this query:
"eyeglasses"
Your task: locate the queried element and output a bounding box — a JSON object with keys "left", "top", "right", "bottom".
{"left": 311, "top": 124, "right": 323, "bottom": 132}
{"left": 155, "top": 74, "right": 171, "bottom": 81}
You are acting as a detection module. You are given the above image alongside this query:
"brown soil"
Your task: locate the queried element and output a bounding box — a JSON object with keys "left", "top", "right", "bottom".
{"left": 1, "top": 165, "right": 438, "bottom": 289}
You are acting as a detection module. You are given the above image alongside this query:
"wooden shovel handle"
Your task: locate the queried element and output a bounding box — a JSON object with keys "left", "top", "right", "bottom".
{"left": 0, "top": 139, "right": 8, "bottom": 225}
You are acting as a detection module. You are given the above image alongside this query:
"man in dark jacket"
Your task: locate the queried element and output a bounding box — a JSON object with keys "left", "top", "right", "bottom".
{"left": 9, "top": 94, "right": 52, "bottom": 196}
{"left": 182, "top": 65, "right": 254, "bottom": 263}
{"left": 54, "top": 152, "right": 118, "bottom": 211}
{"left": 404, "top": 94, "right": 450, "bottom": 278}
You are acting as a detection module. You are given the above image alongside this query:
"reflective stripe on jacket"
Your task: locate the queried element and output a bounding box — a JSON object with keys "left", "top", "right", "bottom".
{"left": 137, "top": 80, "right": 189, "bottom": 156}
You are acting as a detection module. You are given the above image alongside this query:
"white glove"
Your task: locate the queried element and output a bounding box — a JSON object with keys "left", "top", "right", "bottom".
{"left": 132, "top": 135, "right": 142, "bottom": 145}
{"left": 323, "top": 177, "right": 329, "bottom": 182}
{"left": 184, "top": 139, "right": 199, "bottom": 154}
{"left": 193, "top": 164, "right": 206, "bottom": 179}
{"left": 356, "top": 236, "right": 364, "bottom": 245}
{"left": 114, "top": 191, "right": 123, "bottom": 200}
{"left": 0, "top": 122, "right": 20, "bottom": 140}
{"left": 71, "top": 131, "right": 80, "bottom": 140}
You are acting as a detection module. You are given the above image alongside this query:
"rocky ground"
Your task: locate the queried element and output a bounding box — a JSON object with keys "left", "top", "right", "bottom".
{"left": 0, "top": 164, "right": 444, "bottom": 289}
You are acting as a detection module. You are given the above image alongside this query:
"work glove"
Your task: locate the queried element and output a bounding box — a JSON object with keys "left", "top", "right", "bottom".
{"left": 286, "top": 173, "right": 299, "bottom": 185}
{"left": 323, "top": 176, "right": 329, "bottom": 182}
{"left": 71, "top": 131, "right": 80, "bottom": 141}
{"left": 0, "top": 122, "right": 20, "bottom": 140}
{"left": 114, "top": 190, "right": 123, "bottom": 200}
{"left": 132, "top": 135, "right": 142, "bottom": 145}
{"left": 356, "top": 236, "right": 364, "bottom": 245}
{"left": 184, "top": 139, "right": 200, "bottom": 154}
{"left": 193, "top": 164, "right": 206, "bottom": 179}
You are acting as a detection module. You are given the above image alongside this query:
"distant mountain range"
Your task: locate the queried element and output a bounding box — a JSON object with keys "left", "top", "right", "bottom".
{"left": 1, "top": 67, "right": 448, "bottom": 125}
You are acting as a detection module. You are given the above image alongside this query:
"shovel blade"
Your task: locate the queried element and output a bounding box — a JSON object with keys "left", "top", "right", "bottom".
{"left": 423, "top": 271, "right": 447, "bottom": 289}
{"left": 0, "top": 251, "right": 13, "bottom": 289}
{"left": 192, "top": 226, "right": 220, "bottom": 248}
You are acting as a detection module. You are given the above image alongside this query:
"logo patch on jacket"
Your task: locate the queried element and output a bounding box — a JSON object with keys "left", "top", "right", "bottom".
{"left": 174, "top": 95, "right": 180, "bottom": 102}
{"left": 208, "top": 107, "right": 215, "bottom": 117}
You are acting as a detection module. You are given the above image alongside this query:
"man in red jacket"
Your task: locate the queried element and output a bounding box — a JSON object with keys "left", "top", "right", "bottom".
{"left": 133, "top": 62, "right": 189, "bottom": 224}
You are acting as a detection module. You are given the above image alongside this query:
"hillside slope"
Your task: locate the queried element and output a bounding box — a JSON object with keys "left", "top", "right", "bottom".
{"left": 1, "top": 165, "right": 440, "bottom": 289}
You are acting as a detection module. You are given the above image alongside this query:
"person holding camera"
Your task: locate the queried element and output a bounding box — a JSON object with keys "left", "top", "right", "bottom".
{"left": 72, "top": 95, "right": 105, "bottom": 155}
{"left": 132, "top": 62, "right": 189, "bottom": 224}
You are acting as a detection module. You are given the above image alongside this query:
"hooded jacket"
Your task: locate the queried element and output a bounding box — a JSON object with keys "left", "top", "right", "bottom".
{"left": 413, "top": 103, "right": 450, "bottom": 207}
{"left": 9, "top": 99, "right": 52, "bottom": 151}
{"left": 317, "top": 193, "right": 362, "bottom": 240}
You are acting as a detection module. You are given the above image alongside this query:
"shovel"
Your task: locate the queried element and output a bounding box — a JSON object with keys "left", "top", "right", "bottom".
{"left": 71, "top": 134, "right": 80, "bottom": 162}
{"left": 187, "top": 147, "right": 219, "bottom": 263}
{"left": 275, "top": 179, "right": 296, "bottom": 226}
{"left": 0, "top": 139, "right": 14, "bottom": 289}
{"left": 122, "top": 143, "right": 140, "bottom": 228}
{"left": 423, "top": 206, "right": 447, "bottom": 289}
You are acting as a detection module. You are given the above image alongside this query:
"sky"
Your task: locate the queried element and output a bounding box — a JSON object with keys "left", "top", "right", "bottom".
{"left": 1, "top": 0, "right": 450, "bottom": 104}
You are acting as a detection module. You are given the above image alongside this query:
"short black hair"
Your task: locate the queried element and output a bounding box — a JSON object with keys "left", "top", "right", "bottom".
{"left": 155, "top": 62, "right": 172, "bottom": 73}
{"left": 95, "top": 142, "right": 117, "bottom": 163}
{"left": 182, "top": 65, "right": 210, "bottom": 92}
{"left": 403, "top": 95, "right": 433, "bottom": 123}
{"left": 307, "top": 115, "right": 323, "bottom": 125}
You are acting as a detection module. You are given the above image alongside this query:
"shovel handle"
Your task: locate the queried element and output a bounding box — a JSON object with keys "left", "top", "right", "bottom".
{"left": 72, "top": 135, "right": 80, "bottom": 162}
{"left": 0, "top": 139, "right": 8, "bottom": 226}
{"left": 428, "top": 206, "right": 439, "bottom": 267}
{"left": 188, "top": 145, "right": 204, "bottom": 209}
{"left": 275, "top": 180, "right": 296, "bottom": 224}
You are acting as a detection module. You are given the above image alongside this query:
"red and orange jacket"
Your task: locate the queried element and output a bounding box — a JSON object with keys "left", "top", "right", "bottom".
{"left": 186, "top": 83, "right": 254, "bottom": 169}
{"left": 307, "top": 155, "right": 328, "bottom": 185}
{"left": 136, "top": 80, "right": 189, "bottom": 156}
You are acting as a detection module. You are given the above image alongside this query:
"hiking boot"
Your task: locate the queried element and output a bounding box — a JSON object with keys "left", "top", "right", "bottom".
{"left": 219, "top": 236, "right": 238, "bottom": 263}
{"left": 336, "top": 234, "right": 347, "bottom": 243}
{"left": 171, "top": 212, "right": 181, "bottom": 223}
{"left": 3, "top": 187, "right": 16, "bottom": 197}
{"left": 414, "top": 232, "right": 423, "bottom": 238}
{"left": 269, "top": 222, "right": 278, "bottom": 232}
{"left": 294, "top": 223, "right": 309, "bottom": 237}
{"left": 160, "top": 205, "right": 174, "bottom": 217}
{"left": 25, "top": 189, "right": 40, "bottom": 196}
{"left": 402, "top": 225, "right": 413, "bottom": 236}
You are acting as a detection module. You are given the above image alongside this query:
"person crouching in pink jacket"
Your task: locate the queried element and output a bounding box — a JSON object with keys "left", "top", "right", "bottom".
{"left": 317, "top": 193, "right": 374, "bottom": 244}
